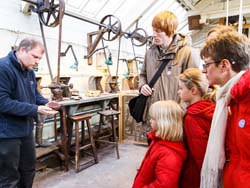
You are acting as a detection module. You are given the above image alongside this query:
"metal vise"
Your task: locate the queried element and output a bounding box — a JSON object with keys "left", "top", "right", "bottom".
{"left": 42, "top": 82, "right": 73, "bottom": 101}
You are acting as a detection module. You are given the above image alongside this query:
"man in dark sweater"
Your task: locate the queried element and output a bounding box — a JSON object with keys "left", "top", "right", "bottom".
{"left": 0, "top": 38, "right": 58, "bottom": 188}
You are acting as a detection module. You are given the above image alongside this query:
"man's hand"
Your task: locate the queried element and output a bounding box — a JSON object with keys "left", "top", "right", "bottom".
{"left": 38, "top": 106, "right": 58, "bottom": 115}
{"left": 46, "top": 101, "right": 61, "bottom": 110}
{"left": 140, "top": 84, "right": 154, "bottom": 96}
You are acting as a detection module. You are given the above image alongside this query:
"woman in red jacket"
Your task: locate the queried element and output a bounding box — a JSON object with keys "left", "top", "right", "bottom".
{"left": 178, "top": 68, "right": 216, "bottom": 188}
{"left": 132, "top": 100, "right": 187, "bottom": 188}
{"left": 200, "top": 31, "right": 250, "bottom": 188}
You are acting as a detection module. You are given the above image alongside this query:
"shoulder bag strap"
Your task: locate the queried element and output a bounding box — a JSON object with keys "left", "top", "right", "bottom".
{"left": 148, "top": 58, "right": 171, "bottom": 88}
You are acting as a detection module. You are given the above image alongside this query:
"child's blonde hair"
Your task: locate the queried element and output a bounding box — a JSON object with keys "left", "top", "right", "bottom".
{"left": 179, "top": 68, "right": 208, "bottom": 96}
{"left": 179, "top": 68, "right": 217, "bottom": 102}
{"left": 149, "top": 100, "right": 184, "bottom": 142}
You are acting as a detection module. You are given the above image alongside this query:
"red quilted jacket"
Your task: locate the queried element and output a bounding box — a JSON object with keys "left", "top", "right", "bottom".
{"left": 180, "top": 100, "right": 215, "bottom": 188}
{"left": 223, "top": 70, "right": 250, "bottom": 188}
{"left": 133, "top": 131, "right": 187, "bottom": 188}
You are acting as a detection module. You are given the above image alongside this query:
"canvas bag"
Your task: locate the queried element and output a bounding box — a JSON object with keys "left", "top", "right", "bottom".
{"left": 128, "top": 58, "right": 171, "bottom": 122}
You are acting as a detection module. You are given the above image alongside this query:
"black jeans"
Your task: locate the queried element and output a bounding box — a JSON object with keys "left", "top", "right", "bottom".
{"left": 0, "top": 134, "right": 36, "bottom": 188}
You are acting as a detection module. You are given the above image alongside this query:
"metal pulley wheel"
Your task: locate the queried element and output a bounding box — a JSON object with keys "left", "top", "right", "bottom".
{"left": 99, "top": 15, "right": 122, "bottom": 41}
{"left": 130, "top": 28, "right": 148, "bottom": 47}
{"left": 36, "top": 0, "right": 65, "bottom": 27}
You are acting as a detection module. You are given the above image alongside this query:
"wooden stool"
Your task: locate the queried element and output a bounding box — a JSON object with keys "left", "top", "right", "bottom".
{"left": 96, "top": 109, "right": 120, "bottom": 159}
{"left": 69, "top": 114, "right": 98, "bottom": 172}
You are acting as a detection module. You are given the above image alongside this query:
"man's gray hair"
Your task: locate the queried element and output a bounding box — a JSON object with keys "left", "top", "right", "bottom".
{"left": 16, "top": 38, "right": 44, "bottom": 52}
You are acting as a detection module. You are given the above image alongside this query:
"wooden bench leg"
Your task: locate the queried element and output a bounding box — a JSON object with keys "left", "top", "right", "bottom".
{"left": 87, "top": 119, "right": 98, "bottom": 163}
{"left": 54, "top": 114, "right": 58, "bottom": 142}
{"left": 75, "top": 121, "right": 80, "bottom": 172}
{"left": 81, "top": 121, "right": 85, "bottom": 146}
{"left": 111, "top": 116, "right": 120, "bottom": 159}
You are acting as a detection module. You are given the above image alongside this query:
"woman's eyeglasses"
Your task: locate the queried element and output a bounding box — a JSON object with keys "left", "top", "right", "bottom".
{"left": 202, "top": 60, "right": 221, "bottom": 69}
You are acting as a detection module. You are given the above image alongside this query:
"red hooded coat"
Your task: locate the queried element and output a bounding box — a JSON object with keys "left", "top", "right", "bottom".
{"left": 180, "top": 100, "right": 215, "bottom": 188}
{"left": 223, "top": 70, "right": 250, "bottom": 188}
{"left": 133, "top": 131, "right": 187, "bottom": 188}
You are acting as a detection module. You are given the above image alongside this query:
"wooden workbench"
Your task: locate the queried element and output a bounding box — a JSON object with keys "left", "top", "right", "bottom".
{"left": 58, "top": 93, "right": 119, "bottom": 171}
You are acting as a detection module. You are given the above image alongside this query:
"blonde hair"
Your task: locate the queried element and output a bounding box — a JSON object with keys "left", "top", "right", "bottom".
{"left": 179, "top": 68, "right": 217, "bottom": 102}
{"left": 179, "top": 68, "right": 209, "bottom": 97}
{"left": 203, "top": 85, "right": 218, "bottom": 103}
{"left": 149, "top": 100, "right": 184, "bottom": 142}
{"left": 152, "top": 10, "right": 178, "bottom": 37}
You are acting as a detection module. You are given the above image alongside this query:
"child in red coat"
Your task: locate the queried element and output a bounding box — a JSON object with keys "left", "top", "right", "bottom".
{"left": 178, "top": 68, "right": 216, "bottom": 188}
{"left": 132, "top": 100, "right": 187, "bottom": 188}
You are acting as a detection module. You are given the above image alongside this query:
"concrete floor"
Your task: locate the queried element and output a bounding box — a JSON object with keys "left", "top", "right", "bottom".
{"left": 33, "top": 141, "right": 147, "bottom": 188}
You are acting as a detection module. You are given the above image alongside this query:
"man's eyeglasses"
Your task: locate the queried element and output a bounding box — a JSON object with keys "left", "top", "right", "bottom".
{"left": 202, "top": 60, "right": 221, "bottom": 69}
